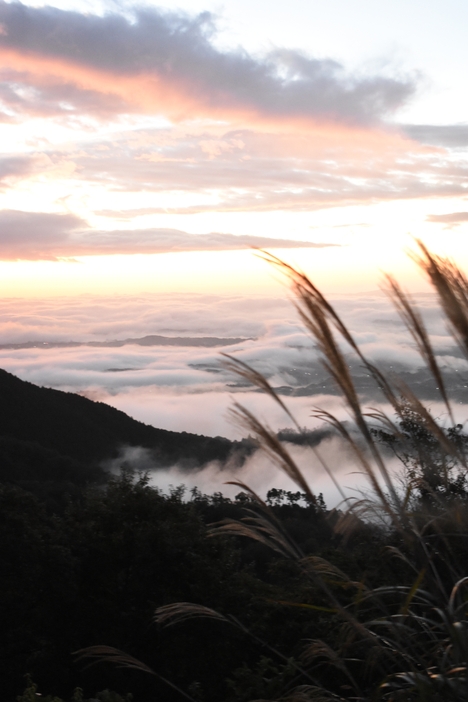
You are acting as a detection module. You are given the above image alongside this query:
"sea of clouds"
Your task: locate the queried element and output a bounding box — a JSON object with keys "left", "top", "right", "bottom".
{"left": 1, "top": 289, "right": 467, "bottom": 505}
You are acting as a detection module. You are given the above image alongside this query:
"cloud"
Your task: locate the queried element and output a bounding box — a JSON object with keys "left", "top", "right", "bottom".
{"left": 0, "top": 210, "right": 84, "bottom": 259}
{"left": 0, "top": 112, "right": 463, "bottom": 224}
{"left": 0, "top": 6, "right": 465, "bottom": 247}
{"left": 0, "top": 292, "right": 292, "bottom": 343}
{"left": 127, "top": 437, "right": 362, "bottom": 508}
{"left": 73, "top": 229, "right": 336, "bottom": 256}
{"left": 0, "top": 67, "right": 131, "bottom": 119}
{"left": 0, "top": 289, "right": 464, "bottom": 430}
{"left": 0, "top": 3, "right": 416, "bottom": 126}
{"left": 426, "top": 211, "right": 468, "bottom": 227}
{"left": 51, "top": 124, "right": 465, "bottom": 217}
{"left": 100, "top": 432, "right": 363, "bottom": 508}
{"left": 96, "top": 388, "right": 349, "bottom": 442}
{"left": 403, "top": 124, "right": 468, "bottom": 148}
{"left": 0, "top": 209, "right": 337, "bottom": 260}
{"left": 0, "top": 154, "right": 42, "bottom": 180}
{"left": 0, "top": 287, "right": 453, "bottom": 351}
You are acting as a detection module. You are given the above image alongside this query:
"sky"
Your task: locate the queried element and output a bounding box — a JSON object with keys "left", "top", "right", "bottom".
{"left": 1, "top": 0, "right": 468, "bottom": 500}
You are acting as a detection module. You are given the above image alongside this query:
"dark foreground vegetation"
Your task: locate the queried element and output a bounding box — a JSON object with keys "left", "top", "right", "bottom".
{"left": 3, "top": 471, "right": 343, "bottom": 702}
{"left": 4, "top": 240, "right": 468, "bottom": 701}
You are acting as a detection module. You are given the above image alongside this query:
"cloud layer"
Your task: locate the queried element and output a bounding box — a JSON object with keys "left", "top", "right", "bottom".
{"left": 112, "top": 437, "right": 364, "bottom": 509}
{"left": 0, "top": 288, "right": 465, "bottom": 429}
{"left": 0, "top": 210, "right": 336, "bottom": 260}
{"left": 0, "top": 3, "right": 416, "bottom": 126}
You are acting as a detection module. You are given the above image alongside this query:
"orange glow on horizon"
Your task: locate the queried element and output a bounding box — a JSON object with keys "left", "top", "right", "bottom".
{"left": 0, "top": 244, "right": 438, "bottom": 300}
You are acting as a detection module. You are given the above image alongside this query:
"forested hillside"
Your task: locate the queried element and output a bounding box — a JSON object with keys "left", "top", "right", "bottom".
{"left": 0, "top": 368, "right": 248, "bottom": 472}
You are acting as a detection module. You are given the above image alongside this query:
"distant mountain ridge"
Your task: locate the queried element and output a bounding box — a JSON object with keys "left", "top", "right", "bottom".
{"left": 0, "top": 369, "right": 248, "bottom": 494}
{"left": 0, "top": 334, "right": 252, "bottom": 350}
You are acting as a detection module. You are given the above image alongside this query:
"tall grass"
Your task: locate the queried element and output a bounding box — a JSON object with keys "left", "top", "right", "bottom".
{"left": 82, "top": 241, "right": 468, "bottom": 701}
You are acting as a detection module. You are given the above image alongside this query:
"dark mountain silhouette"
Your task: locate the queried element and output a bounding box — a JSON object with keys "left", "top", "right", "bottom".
{"left": 0, "top": 368, "right": 247, "bottom": 482}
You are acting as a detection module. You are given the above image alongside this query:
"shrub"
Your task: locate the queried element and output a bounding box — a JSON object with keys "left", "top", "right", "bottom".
{"left": 16, "top": 676, "right": 133, "bottom": 702}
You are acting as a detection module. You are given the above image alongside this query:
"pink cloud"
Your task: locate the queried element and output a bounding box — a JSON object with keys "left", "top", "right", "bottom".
{"left": 0, "top": 3, "right": 415, "bottom": 126}
{"left": 0, "top": 210, "right": 337, "bottom": 261}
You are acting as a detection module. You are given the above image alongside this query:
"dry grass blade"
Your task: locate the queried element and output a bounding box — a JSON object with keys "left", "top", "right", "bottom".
{"left": 154, "top": 602, "right": 230, "bottom": 627}
{"left": 302, "top": 640, "right": 345, "bottom": 668}
{"left": 301, "top": 639, "right": 359, "bottom": 691}
{"left": 210, "top": 510, "right": 303, "bottom": 559}
{"left": 269, "top": 256, "right": 401, "bottom": 504}
{"left": 256, "top": 253, "right": 365, "bottom": 418}
{"left": 280, "top": 685, "right": 345, "bottom": 701}
{"left": 222, "top": 353, "right": 302, "bottom": 431}
{"left": 222, "top": 353, "right": 347, "bottom": 501}
{"left": 74, "top": 646, "right": 199, "bottom": 701}
{"left": 400, "top": 568, "right": 427, "bottom": 615}
{"left": 226, "top": 355, "right": 349, "bottom": 503}
{"left": 74, "top": 645, "right": 156, "bottom": 675}
{"left": 300, "top": 556, "right": 362, "bottom": 589}
{"left": 221, "top": 478, "right": 306, "bottom": 557}
{"left": 385, "top": 273, "right": 454, "bottom": 422}
{"left": 259, "top": 250, "right": 398, "bottom": 411}
{"left": 448, "top": 577, "right": 468, "bottom": 615}
{"left": 256, "top": 250, "right": 363, "bottom": 359}
{"left": 411, "top": 239, "right": 468, "bottom": 358}
{"left": 229, "top": 353, "right": 356, "bottom": 506}
{"left": 364, "top": 407, "right": 411, "bottom": 467}
{"left": 153, "top": 595, "right": 322, "bottom": 692}
{"left": 223, "top": 479, "right": 269, "bottom": 510}
{"left": 229, "top": 401, "right": 316, "bottom": 502}
{"left": 259, "top": 250, "right": 403, "bottom": 514}
{"left": 360, "top": 360, "right": 401, "bottom": 409}
{"left": 396, "top": 382, "right": 467, "bottom": 469}
{"left": 312, "top": 407, "right": 397, "bottom": 522}
{"left": 333, "top": 507, "right": 369, "bottom": 541}
{"left": 364, "top": 408, "right": 403, "bottom": 438}
{"left": 386, "top": 546, "right": 421, "bottom": 575}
